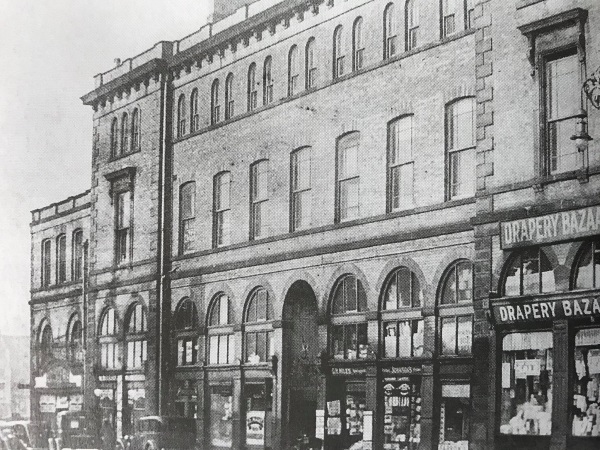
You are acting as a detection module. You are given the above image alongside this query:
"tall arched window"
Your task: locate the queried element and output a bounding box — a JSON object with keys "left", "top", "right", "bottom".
{"left": 263, "top": 56, "right": 273, "bottom": 105}
{"left": 406, "top": 0, "right": 419, "bottom": 51}
{"left": 381, "top": 267, "right": 423, "bottom": 358}
{"left": 179, "top": 182, "right": 196, "bottom": 255}
{"left": 573, "top": 239, "right": 600, "bottom": 289}
{"left": 99, "top": 307, "right": 119, "bottom": 369}
{"left": 121, "top": 112, "right": 129, "bottom": 154}
{"left": 225, "top": 73, "right": 234, "bottom": 120}
{"left": 333, "top": 25, "right": 345, "bottom": 79}
{"left": 248, "top": 63, "right": 258, "bottom": 111}
{"left": 72, "top": 229, "right": 84, "bottom": 281}
{"left": 211, "top": 79, "right": 221, "bottom": 125}
{"left": 288, "top": 45, "right": 299, "bottom": 96}
{"left": 131, "top": 108, "right": 141, "bottom": 151}
{"left": 438, "top": 260, "right": 473, "bottom": 356}
{"left": 208, "top": 294, "right": 235, "bottom": 365}
{"left": 39, "top": 322, "right": 53, "bottom": 368}
{"left": 68, "top": 315, "right": 83, "bottom": 364}
{"left": 177, "top": 94, "right": 186, "bottom": 137}
{"left": 125, "top": 303, "right": 147, "bottom": 370}
{"left": 384, "top": 3, "right": 397, "bottom": 59}
{"left": 352, "top": 17, "right": 364, "bottom": 71}
{"left": 305, "top": 38, "right": 317, "bottom": 89}
{"left": 330, "top": 274, "right": 368, "bottom": 360}
{"left": 502, "top": 248, "right": 555, "bottom": 296}
{"left": 56, "top": 234, "right": 66, "bottom": 283}
{"left": 244, "top": 288, "right": 274, "bottom": 364}
{"left": 174, "top": 298, "right": 199, "bottom": 366}
{"left": 190, "top": 89, "right": 199, "bottom": 132}
{"left": 336, "top": 131, "right": 361, "bottom": 222}
{"left": 110, "top": 117, "right": 119, "bottom": 157}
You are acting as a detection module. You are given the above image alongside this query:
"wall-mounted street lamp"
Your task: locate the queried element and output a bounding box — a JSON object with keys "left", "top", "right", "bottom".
{"left": 571, "top": 108, "right": 593, "bottom": 151}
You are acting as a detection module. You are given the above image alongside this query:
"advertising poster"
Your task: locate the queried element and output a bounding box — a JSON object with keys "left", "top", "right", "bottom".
{"left": 246, "top": 410, "right": 265, "bottom": 446}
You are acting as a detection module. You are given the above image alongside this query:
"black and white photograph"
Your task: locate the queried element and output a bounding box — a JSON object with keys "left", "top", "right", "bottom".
{"left": 1, "top": 0, "right": 600, "bottom": 449}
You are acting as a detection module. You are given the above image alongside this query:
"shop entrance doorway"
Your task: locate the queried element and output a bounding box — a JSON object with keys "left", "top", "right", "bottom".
{"left": 282, "top": 281, "right": 319, "bottom": 449}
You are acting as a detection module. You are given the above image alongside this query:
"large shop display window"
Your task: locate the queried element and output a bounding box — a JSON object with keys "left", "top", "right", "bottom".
{"left": 572, "top": 328, "right": 600, "bottom": 437}
{"left": 382, "top": 376, "right": 421, "bottom": 450}
{"left": 245, "top": 381, "right": 272, "bottom": 448}
{"left": 330, "top": 275, "right": 369, "bottom": 360}
{"left": 327, "top": 380, "right": 366, "bottom": 449}
{"left": 499, "top": 332, "right": 553, "bottom": 436}
{"left": 503, "top": 248, "right": 555, "bottom": 296}
{"left": 210, "top": 385, "right": 233, "bottom": 449}
{"left": 574, "top": 240, "right": 600, "bottom": 289}
{"left": 438, "top": 383, "right": 470, "bottom": 450}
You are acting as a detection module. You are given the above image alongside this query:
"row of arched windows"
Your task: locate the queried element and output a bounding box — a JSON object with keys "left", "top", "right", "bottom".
{"left": 175, "top": 0, "right": 475, "bottom": 137}
{"left": 172, "top": 259, "right": 474, "bottom": 367}
{"left": 110, "top": 108, "right": 141, "bottom": 157}
{"left": 36, "top": 315, "right": 82, "bottom": 369}
{"left": 41, "top": 229, "right": 84, "bottom": 287}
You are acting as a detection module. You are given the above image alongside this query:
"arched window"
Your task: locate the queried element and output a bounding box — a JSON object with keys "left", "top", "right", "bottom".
{"left": 352, "top": 17, "right": 364, "bottom": 71}
{"left": 121, "top": 112, "right": 129, "bottom": 154}
{"left": 39, "top": 322, "right": 53, "bottom": 368}
{"left": 333, "top": 25, "right": 345, "bottom": 79}
{"left": 381, "top": 268, "right": 423, "bottom": 358}
{"left": 330, "top": 274, "right": 368, "bottom": 360}
{"left": 211, "top": 79, "right": 221, "bottom": 125}
{"left": 99, "top": 307, "right": 119, "bottom": 369}
{"left": 336, "top": 131, "right": 361, "bottom": 222}
{"left": 56, "top": 234, "right": 66, "bottom": 283}
{"left": 208, "top": 294, "right": 235, "bottom": 365}
{"left": 502, "top": 248, "right": 555, "bottom": 296}
{"left": 213, "top": 171, "right": 231, "bottom": 248}
{"left": 179, "top": 182, "right": 196, "bottom": 255}
{"left": 72, "top": 229, "right": 84, "bottom": 281}
{"left": 225, "top": 73, "right": 234, "bottom": 120}
{"left": 305, "top": 38, "right": 317, "bottom": 89}
{"left": 384, "top": 3, "right": 397, "bottom": 59}
{"left": 110, "top": 117, "right": 119, "bottom": 157}
{"left": 573, "top": 239, "right": 600, "bottom": 289}
{"left": 406, "top": 0, "right": 419, "bottom": 51}
{"left": 125, "top": 303, "right": 147, "bottom": 370}
{"left": 177, "top": 94, "right": 186, "bottom": 137}
{"left": 174, "top": 298, "right": 199, "bottom": 366}
{"left": 131, "top": 108, "right": 141, "bottom": 151}
{"left": 244, "top": 288, "right": 274, "bottom": 364}
{"left": 263, "top": 56, "right": 273, "bottom": 105}
{"left": 248, "top": 63, "right": 258, "bottom": 111}
{"left": 68, "top": 315, "right": 83, "bottom": 364}
{"left": 190, "top": 89, "right": 199, "bottom": 132}
{"left": 288, "top": 45, "right": 299, "bottom": 96}
{"left": 438, "top": 260, "right": 473, "bottom": 356}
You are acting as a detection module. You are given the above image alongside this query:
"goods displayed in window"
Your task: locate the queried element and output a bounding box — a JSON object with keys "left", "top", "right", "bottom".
{"left": 499, "top": 332, "right": 552, "bottom": 436}
{"left": 209, "top": 385, "right": 233, "bottom": 448}
{"left": 382, "top": 376, "right": 421, "bottom": 449}
{"left": 572, "top": 328, "right": 600, "bottom": 437}
{"left": 326, "top": 381, "right": 365, "bottom": 448}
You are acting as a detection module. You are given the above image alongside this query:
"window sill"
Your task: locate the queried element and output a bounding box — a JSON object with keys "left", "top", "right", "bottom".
{"left": 108, "top": 149, "right": 141, "bottom": 163}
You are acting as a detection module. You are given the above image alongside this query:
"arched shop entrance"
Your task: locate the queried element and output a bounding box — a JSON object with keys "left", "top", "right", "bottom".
{"left": 282, "top": 281, "right": 319, "bottom": 448}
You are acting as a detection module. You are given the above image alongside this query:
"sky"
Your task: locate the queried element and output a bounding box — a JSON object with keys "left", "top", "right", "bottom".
{"left": 0, "top": 0, "right": 211, "bottom": 335}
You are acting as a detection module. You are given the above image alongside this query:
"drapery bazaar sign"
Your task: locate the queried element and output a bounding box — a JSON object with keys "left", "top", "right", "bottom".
{"left": 500, "top": 205, "right": 600, "bottom": 249}
{"left": 491, "top": 297, "right": 600, "bottom": 324}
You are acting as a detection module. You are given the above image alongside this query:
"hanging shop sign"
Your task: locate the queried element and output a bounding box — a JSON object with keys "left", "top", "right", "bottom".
{"left": 491, "top": 296, "right": 600, "bottom": 324}
{"left": 500, "top": 205, "right": 600, "bottom": 249}
{"left": 245, "top": 410, "right": 265, "bottom": 446}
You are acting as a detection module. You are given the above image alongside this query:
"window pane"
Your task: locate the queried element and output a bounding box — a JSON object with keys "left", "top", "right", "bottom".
{"left": 332, "top": 325, "right": 344, "bottom": 359}
{"left": 505, "top": 254, "right": 522, "bottom": 296}
{"left": 457, "top": 262, "right": 473, "bottom": 302}
{"left": 228, "top": 335, "right": 235, "bottom": 364}
{"left": 339, "top": 143, "right": 359, "bottom": 178}
{"left": 217, "top": 210, "right": 230, "bottom": 246}
{"left": 345, "top": 325, "right": 358, "bottom": 360}
{"left": 398, "top": 268, "right": 412, "bottom": 308}
{"left": 457, "top": 316, "right": 472, "bottom": 355}
{"left": 219, "top": 335, "right": 229, "bottom": 364}
{"left": 573, "top": 328, "right": 600, "bottom": 437}
{"left": 293, "top": 190, "right": 311, "bottom": 230}
{"left": 384, "top": 322, "right": 397, "bottom": 358}
{"left": 181, "top": 183, "right": 195, "bottom": 219}
{"left": 340, "top": 178, "right": 359, "bottom": 221}
{"left": 391, "top": 163, "right": 414, "bottom": 211}
{"left": 548, "top": 118, "right": 580, "bottom": 174}
{"left": 547, "top": 54, "right": 579, "bottom": 121}
{"left": 256, "top": 332, "right": 267, "bottom": 362}
{"left": 210, "top": 386, "right": 234, "bottom": 448}
{"left": 210, "top": 336, "right": 219, "bottom": 364}
{"left": 412, "top": 320, "right": 424, "bottom": 356}
{"left": 385, "top": 276, "right": 398, "bottom": 310}
{"left": 441, "top": 317, "right": 457, "bottom": 355}
{"left": 500, "top": 332, "right": 553, "bottom": 436}
{"left": 246, "top": 333, "right": 256, "bottom": 362}
{"left": 219, "top": 296, "right": 229, "bottom": 324}
{"left": 440, "top": 384, "right": 470, "bottom": 445}
{"left": 398, "top": 321, "right": 412, "bottom": 357}
{"left": 522, "top": 249, "right": 541, "bottom": 295}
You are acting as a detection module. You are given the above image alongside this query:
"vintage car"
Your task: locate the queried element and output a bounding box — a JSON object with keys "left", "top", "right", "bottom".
{"left": 128, "top": 417, "right": 196, "bottom": 450}
{"left": 57, "top": 412, "right": 99, "bottom": 450}
{"left": 0, "top": 421, "right": 32, "bottom": 450}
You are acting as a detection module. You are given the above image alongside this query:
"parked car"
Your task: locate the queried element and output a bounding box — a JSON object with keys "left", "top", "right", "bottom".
{"left": 129, "top": 417, "right": 196, "bottom": 450}
{"left": 57, "top": 412, "right": 99, "bottom": 450}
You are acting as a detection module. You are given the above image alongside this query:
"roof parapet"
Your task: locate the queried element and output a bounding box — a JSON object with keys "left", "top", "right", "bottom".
{"left": 31, "top": 190, "right": 91, "bottom": 225}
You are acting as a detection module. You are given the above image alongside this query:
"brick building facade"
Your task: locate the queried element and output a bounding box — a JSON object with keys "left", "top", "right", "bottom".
{"left": 30, "top": 0, "right": 600, "bottom": 449}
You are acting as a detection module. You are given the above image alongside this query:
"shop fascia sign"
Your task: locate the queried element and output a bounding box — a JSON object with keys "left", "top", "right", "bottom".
{"left": 490, "top": 296, "right": 600, "bottom": 325}
{"left": 331, "top": 367, "right": 366, "bottom": 376}
{"left": 500, "top": 205, "right": 600, "bottom": 249}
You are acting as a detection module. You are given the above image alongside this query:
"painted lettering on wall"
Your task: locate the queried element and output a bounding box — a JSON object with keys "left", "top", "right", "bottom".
{"left": 492, "top": 297, "right": 600, "bottom": 324}
{"left": 500, "top": 206, "right": 600, "bottom": 248}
